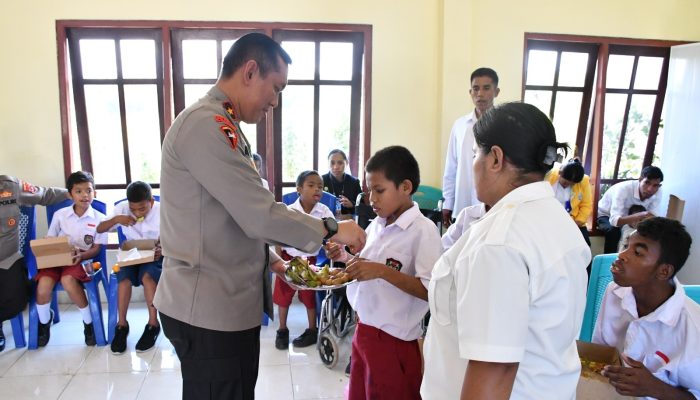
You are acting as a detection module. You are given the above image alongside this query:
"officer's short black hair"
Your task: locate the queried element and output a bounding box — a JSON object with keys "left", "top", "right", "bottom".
{"left": 220, "top": 33, "right": 292, "bottom": 79}
{"left": 126, "top": 181, "right": 153, "bottom": 203}
{"left": 641, "top": 165, "right": 664, "bottom": 182}
{"left": 296, "top": 170, "right": 320, "bottom": 187}
{"left": 66, "top": 171, "right": 94, "bottom": 192}
{"left": 365, "top": 146, "right": 420, "bottom": 195}
{"left": 635, "top": 217, "right": 692, "bottom": 277}
{"left": 471, "top": 67, "right": 499, "bottom": 87}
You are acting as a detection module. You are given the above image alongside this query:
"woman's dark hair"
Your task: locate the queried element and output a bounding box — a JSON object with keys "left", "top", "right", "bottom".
{"left": 365, "top": 146, "right": 420, "bottom": 195}
{"left": 561, "top": 159, "right": 585, "bottom": 183}
{"left": 635, "top": 217, "right": 692, "bottom": 277}
{"left": 296, "top": 170, "right": 320, "bottom": 187}
{"left": 327, "top": 149, "right": 348, "bottom": 161}
{"left": 473, "top": 102, "right": 568, "bottom": 177}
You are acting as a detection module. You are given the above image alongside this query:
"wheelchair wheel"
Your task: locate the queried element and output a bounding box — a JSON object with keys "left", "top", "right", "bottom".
{"left": 318, "top": 333, "right": 339, "bottom": 369}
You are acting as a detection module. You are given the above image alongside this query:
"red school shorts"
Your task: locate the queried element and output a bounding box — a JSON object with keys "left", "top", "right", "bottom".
{"left": 272, "top": 251, "right": 316, "bottom": 309}
{"left": 34, "top": 263, "right": 91, "bottom": 283}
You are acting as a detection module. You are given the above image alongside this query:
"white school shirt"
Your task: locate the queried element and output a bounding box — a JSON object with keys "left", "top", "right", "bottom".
{"left": 346, "top": 203, "right": 442, "bottom": 341}
{"left": 442, "top": 111, "right": 479, "bottom": 214}
{"left": 47, "top": 205, "right": 108, "bottom": 251}
{"left": 441, "top": 203, "right": 486, "bottom": 252}
{"left": 592, "top": 279, "right": 700, "bottom": 399}
{"left": 552, "top": 180, "right": 572, "bottom": 208}
{"left": 281, "top": 198, "right": 334, "bottom": 258}
{"left": 421, "top": 181, "right": 591, "bottom": 400}
{"left": 106, "top": 201, "right": 160, "bottom": 241}
{"left": 598, "top": 180, "right": 661, "bottom": 226}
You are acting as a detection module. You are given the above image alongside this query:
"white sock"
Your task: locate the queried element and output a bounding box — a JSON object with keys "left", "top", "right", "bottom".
{"left": 37, "top": 303, "right": 52, "bottom": 324}
{"left": 79, "top": 306, "right": 92, "bottom": 324}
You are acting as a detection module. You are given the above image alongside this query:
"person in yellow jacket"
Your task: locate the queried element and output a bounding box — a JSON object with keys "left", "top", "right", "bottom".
{"left": 545, "top": 159, "right": 592, "bottom": 246}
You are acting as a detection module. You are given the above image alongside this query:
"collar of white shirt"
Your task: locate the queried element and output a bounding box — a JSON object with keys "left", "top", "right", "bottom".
{"left": 67, "top": 205, "right": 97, "bottom": 220}
{"left": 614, "top": 277, "right": 686, "bottom": 327}
{"left": 289, "top": 197, "right": 329, "bottom": 217}
{"left": 490, "top": 181, "right": 554, "bottom": 212}
{"left": 632, "top": 180, "right": 642, "bottom": 201}
{"left": 374, "top": 202, "right": 422, "bottom": 231}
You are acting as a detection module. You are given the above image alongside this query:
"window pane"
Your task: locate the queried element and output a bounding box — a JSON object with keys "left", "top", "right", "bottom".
{"left": 282, "top": 41, "right": 315, "bottom": 80}
{"left": 634, "top": 57, "right": 663, "bottom": 90}
{"left": 606, "top": 55, "right": 634, "bottom": 89}
{"left": 124, "top": 85, "right": 161, "bottom": 183}
{"left": 281, "top": 85, "right": 314, "bottom": 182}
{"left": 318, "top": 86, "right": 351, "bottom": 167}
{"left": 558, "top": 52, "right": 588, "bottom": 87}
{"left": 80, "top": 39, "right": 117, "bottom": 79}
{"left": 222, "top": 40, "right": 237, "bottom": 59}
{"left": 84, "top": 85, "right": 126, "bottom": 184}
{"left": 120, "top": 39, "right": 156, "bottom": 79}
{"left": 239, "top": 122, "right": 257, "bottom": 153}
{"left": 320, "top": 42, "right": 353, "bottom": 81}
{"left": 524, "top": 90, "right": 552, "bottom": 117}
{"left": 184, "top": 84, "right": 212, "bottom": 108}
{"left": 601, "top": 93, "right": 628, "bottom": 179}
{"left": 182, "top": 40, "right": 218, "bottom": 79}
{"left": 618, "top": 95, "right": 656, "bottom": 179}
{"left": 526, "top": 50, "right": 557, "bottom": 86}
{"left": 552, "top": 92, "right": 583, "bottom": 150}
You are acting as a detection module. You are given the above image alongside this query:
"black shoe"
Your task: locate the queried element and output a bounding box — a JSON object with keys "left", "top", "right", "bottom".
{"left": 84, "top": 322, "right": 96, "bottom": 346}
{"left": 292, "top": 328, "right": 318, "bottom": 348}
{"left": 345, "top": 356, "right": 351, "bottom": 377}
{"left": 0, "top": 324, "right": 5, "bottom": 352}
{"left": 110, "top": 323, "right": 129, "bottom": 355}
{"left": 275, "top": 328, "right": 289, "bottom": 350}
{"left": 135, "top": 324, "right": 160, "bottom": 352}
{"left": 37, "top": 310, "right": 54, "bottom": 347}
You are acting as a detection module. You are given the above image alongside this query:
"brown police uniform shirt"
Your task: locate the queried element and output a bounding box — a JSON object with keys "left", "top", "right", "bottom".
{"left": 154, "top": 87, "right": 325, "bottom": 332}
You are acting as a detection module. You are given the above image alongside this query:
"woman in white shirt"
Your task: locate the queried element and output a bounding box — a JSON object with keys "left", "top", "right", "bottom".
{"left": 421, "top": 102, "right": 591, "bottom": 400}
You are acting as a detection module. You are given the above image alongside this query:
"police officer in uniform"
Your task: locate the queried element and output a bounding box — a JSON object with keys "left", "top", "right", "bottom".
{"left": 154, "top": 33, "right": 366, "bottom": 400}
{"left": 0, "top": 175, "right": 68, "bottom": 351}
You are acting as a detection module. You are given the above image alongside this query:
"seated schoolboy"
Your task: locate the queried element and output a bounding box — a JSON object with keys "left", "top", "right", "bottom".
{"left": 617, "top": 204, "right": 647, "bottom": 253}
{"left": 34, "top": 171, "right": 107, "bottom": 347}
{"left": 273, "top": 170, "right": 335, "bottom": 350}
{"left": 593, "top": 217, "right": 699, "bottom": 399}
{"left": 97, "top": 181, "right": 162, "bottom": 354}
{"left": 325, "top": 146, "right": 442, "bottom": 399}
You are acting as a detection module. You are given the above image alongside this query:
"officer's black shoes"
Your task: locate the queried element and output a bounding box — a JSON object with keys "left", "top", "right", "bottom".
{"left": 0, "top": 324, "right": 5, "bottom": 352}
{"left": 135, "top": 324, "right": 160, "bottom": 353}
{"left": 292, "top": 328, "right": 318, "bottom": 348}
{"left": 275, "top": 328, "right": 289, "bottom": 350}
{"left": 111, "top": 323, "right": 129, "bottom": 354}
{"left": 37, "top": 310, "right": 54, "bottom": 347}
{"left": 84, "top": 322, "right": 96, "bottom": 346}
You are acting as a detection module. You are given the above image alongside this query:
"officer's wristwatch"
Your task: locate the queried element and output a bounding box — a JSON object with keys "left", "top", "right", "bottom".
{"left": 322, "top": 217, "right": 338, "bottom": 240}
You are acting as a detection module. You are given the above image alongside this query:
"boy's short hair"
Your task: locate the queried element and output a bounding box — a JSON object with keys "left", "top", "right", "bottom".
{"left": 296, "top": 170, "right": 320, "bottom": 187}
{"left": 66, "top": 171, "right": 94, "bottom": 192}
{"left": 628, "top": 204, "right": 646, "bottom": 215}
{"left": 635, "top": 217, "right": 692, "bottom": 277}
{"left": 126, "top": 181, "right": 153, "bottom": 203}
{"left": 365, "top": 146, "right": 420, "bottom": 195}
{"left": 641, "top": 165, "right": 664, "bottom": 181}
{"left": 471, "top": 67, "right": 499, "bottom": 87}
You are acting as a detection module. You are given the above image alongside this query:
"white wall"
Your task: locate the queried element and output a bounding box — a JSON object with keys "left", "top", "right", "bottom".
{"left": 660, "top": 43, "right": 700, "bottom": 284}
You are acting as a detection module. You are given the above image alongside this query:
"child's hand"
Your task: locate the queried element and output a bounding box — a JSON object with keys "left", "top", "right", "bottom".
{"left": 338, "top": 195, "right": 353, "bottom": 209}
{"left": 603, "top": 354, "right": 661, "bottom": 397}
{"left": 324, "top": 241, "right": 349, "bottom": 262}
{"left": 270, "top": 259, "right": 286, "bottom": 277}
{"left": 346, "top": 258, "right": 386, "bottom": 281}
{"left": 71, "top": 247, "right": 82, "bottom": 265}
{"left": 114, "top": 215, "right": 137, "bottom": 227}
{"left": 153, "top": 242, "right": 162, "bottom": 260}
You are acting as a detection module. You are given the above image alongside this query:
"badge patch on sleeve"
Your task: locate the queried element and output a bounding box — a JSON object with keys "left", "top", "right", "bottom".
{"left": 219, "top": 124, "right": 239, "bottom": 149}
{"left": 22, "top": 181, "right": 38, "bottom": 194}
{"left": 385, "top": 258, "right": 403, "bottom": 271}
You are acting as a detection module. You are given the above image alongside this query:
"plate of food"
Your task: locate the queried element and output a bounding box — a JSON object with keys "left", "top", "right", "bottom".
{"left": 284, "top": 256, "right": 356, "bottom": 290}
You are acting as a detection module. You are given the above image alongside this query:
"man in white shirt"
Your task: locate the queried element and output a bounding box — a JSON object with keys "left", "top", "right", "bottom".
{"left": 441, "top": 67, "right": 500, "bottom": 227}
{"left": 597, "top": 166, "right": 663, "bottom": 253}
{"left": 593, "top": 217, "right": 699, "bottom": 399}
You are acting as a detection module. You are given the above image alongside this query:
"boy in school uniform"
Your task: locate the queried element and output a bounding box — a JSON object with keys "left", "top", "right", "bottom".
{"left": 96, "top": 181, "right": 162, "bottom": 354}
{"left": 593, "top": 217, "right": 700, "bottom": 399}
{"left": 273, "top": 170, "right": 335, "bottom": 350}
{"left": 326, "top": 146, "right": 442, "bottom": 400}
{"left": 34, "top": 171, "right": 107, "bottom": 347}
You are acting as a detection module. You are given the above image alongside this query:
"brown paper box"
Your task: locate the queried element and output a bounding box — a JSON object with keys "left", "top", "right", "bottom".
{"left": 117, "top": 239, "right": 157, "bottom": 267}
{"left": 666, "top": 194, "right": 685, "bottom": 222}
{"left": 576, "top": 340, "right": 629, "bottom": 400}
{"left": 30, "top": 236, "right": 74, "bottom": 269}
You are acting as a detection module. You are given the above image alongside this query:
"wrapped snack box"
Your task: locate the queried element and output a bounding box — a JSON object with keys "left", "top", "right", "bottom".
{"left": 576, "top": 340, "right": 628, "bottom": 400}
{"left": 30, "top": 236, "right": 74, "bottom": 269}
{"left": 117, "top": 239, "right": 157, "bottom": 267}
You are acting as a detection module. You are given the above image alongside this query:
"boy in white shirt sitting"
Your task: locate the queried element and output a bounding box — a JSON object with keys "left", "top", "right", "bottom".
{"left": 326, "top": 146, "right": 442, "bottom": 399}
{"left": 273, "top": 170, "right": 334, "bottom": 350}
{"left": 97, "top": 181, "right": 162, "bottom": 354}
{"left": 593, "top": 217, "right": 699, "bottom": 399}
{"left": 34, "top": 171, "right": 107, "bottom": 347}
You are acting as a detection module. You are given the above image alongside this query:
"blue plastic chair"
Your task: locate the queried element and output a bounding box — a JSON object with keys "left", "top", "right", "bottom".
{"left": 579, "top": 253, "right": 616, "bottom": 342}
{"left": 685, "top": 285, "right": 700, "bottom": 305}
{"left": 107, "top": 196, "right": 159, "bottom": 343}
{"left": 27, "top": 199, "right": 109, "bottom": 348}
{"left": 412, "top": 185, "right": 443, "bottom": 231}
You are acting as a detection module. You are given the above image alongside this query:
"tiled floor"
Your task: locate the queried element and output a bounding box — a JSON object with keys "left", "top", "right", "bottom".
{"left": 0, "top": 300, "right": 352, "bottom": 399}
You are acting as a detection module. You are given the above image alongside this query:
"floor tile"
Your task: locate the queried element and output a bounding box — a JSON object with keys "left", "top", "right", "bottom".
{"left": 136, "top": 370, "right": 182, "bottom": 399}
{"left": 77, "top": 345, "right": 155, "bottom": 374}
{"left": 5, "top": 345, "right": 92, "bottom": 376}
{"left": 0, "top": 374, "right": 72, "bottom": 400}
{"left": 0, "top": 347, "right": 27, "bottom": 376}
{"left": 259, "top": 338, "right": 290, "bottom": 366}
{"left": 148, "top": 339, "right": 180, "bottom": 371}
{"left": 256, "top": 364, "right": 293, "bottom": 400}
{"left": 291, "top": 362, "right": 348, "bottom": 399}
{"left": 58, "top": 372, "right": 146, "bottom": 400}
